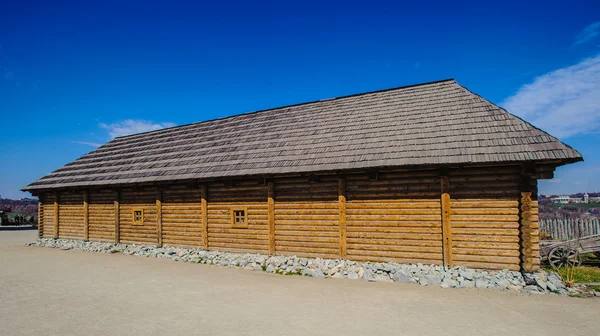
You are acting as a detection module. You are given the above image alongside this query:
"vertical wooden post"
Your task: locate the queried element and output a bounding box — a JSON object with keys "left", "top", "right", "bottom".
{"left": 520, "top": 190, "right": 534, "bottom": 272}
{"left": 338, "top": 177, "right": 347, "bottom": 259}
{"left": 156, "top": 188, "right": 163, "bottom": 247}
{"left": 114, "top": 190, "right": 120, "bottom": 244}
{"left": 440, "top": 176, "right": 453, "bottom": 267}
{"left": 53, "top": 191, "right": 59, "bottom": 239}
{"left": 267, "top": 181, "right": 275, "bottom": 255}
{"left": 37, "top": 197, "right": 43, "bottom": 239}
{"left": 83, "top": 190, "right": 89, "bottom": 241}
{"left": 201, "top": 184, "right": 208, "bottom": 250}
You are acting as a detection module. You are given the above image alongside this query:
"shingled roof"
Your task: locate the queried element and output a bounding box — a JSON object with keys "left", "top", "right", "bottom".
{"left": 23, "top": 79, "right": 582, "bottom": 192}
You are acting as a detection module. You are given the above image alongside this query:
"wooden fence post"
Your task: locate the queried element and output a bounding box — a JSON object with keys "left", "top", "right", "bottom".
{"left": 338, "top": 177, "right": 347, "bottom": 259}
{"left": 156, "top": 188, "right": 163, "bottom": 247}
{"left": 83, "top": 190, "right": 89, "bottom": 241}
{"left": 268, "top": 181, "right": 275, "bottom": 255}
{"left": 440, "top": 176, "right": 453, "bottom": 267}
{"left": 201, "top": 184, "right": 208, "bottom": 250}
{"left": 53, "top": 192, "right": 59, "bottom": 239}
{"left": 114, "top": 190, "right": 120, "bottom": 244}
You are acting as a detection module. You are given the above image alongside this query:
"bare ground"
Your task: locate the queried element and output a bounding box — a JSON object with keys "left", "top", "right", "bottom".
{"left": 1, "top": 229, "right": 599, "bottom": 336}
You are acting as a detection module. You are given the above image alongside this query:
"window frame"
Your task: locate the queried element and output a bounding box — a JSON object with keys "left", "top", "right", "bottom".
{"left": 230, "top": 207, "right": 248, "bottom": 228}
{"left": 132, "top": 208, "right": 144, "bottom": 225}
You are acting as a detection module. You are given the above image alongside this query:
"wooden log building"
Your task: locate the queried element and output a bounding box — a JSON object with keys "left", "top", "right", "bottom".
{"left": 23, "top": 79, "right": 582, "bottom": 272}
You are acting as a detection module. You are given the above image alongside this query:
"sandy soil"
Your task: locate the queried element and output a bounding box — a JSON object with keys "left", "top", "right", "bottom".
{"left": 1, "top": 229, "right": 599, "bottom": 336}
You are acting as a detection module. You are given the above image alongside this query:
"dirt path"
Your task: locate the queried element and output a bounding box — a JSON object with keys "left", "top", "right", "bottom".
{"left": 1, "top": 229, "right": 599, "bottom": 336}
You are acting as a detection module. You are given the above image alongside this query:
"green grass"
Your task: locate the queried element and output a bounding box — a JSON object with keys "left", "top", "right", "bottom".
{"left": 549, "top": 203, "right": 600, "bottom": 209}
{"left": 544, "top": 266, "right": 600, "bottom": 291}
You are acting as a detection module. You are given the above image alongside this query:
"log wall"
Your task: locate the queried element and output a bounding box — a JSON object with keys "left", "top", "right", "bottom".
{"left": 448, "top": 166, "right": 522, "bottom": 271}
{"left": 41, "top": 193, "right": 56, "bottom": 238}
{"left": 162, "top": 186, "right": 202, "bottom": 247}
{"left": 88, "top": 190, "right": 115, "bottom": 242}
{"left": 33, "top": 164, "right": 542, "bottom": 271}
{"left": 207, "top": 180, "right": 269, "bottom": 254}
{"left": 118, "top": 188, "right": 157, "bottom": 244}
{"left": 346, "top": 170, "right": 444, "bottom": 265}
{"left": 57, "top": 191, "right": 84, "bottom": 239}
{"left": 274, "top": 176, "right": 340, "bottom": 258}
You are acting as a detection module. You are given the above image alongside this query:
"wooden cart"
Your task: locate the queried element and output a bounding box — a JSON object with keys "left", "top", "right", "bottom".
{"left": 541, "top": 234, "right": 600, "bottom": 267}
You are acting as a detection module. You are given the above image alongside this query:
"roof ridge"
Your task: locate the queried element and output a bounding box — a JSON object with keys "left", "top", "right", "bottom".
{"left": 113, "top": 78, "right": 456, "bottom": 140}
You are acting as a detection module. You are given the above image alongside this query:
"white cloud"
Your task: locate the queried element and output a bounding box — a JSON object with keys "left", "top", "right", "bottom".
{"left": 574, "top": 21, "right": 600, "bottom": 46}
{"left": 74, "top": 141, "right": 102, "bottom": 147}
{"left": 500, "top": 54, "right": 600, "bottom": 138}
{"left": 99, "top": 119, "right": 176, "bottom": 138}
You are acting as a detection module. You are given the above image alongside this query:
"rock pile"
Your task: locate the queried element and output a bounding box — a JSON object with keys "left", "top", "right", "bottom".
{"left": 28, "top": 238, "right": 571, "bottom": 295}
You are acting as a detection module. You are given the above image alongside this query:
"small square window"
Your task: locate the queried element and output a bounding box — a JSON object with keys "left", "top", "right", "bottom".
{"left": 231, "top": 207, "right": 247, "bottom": 228}
{"left": 132, "top": 209, "right": 144, "bottom": 225}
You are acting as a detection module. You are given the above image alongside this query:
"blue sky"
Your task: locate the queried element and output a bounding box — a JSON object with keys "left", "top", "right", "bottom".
{"left": 1, "top": 1, "right": 599, "bottom": 199}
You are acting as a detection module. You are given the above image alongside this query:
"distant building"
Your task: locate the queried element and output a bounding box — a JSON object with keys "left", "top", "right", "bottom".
{"left": 552, "top": 195, "right": 573, "bottom": 204}
{"left": 551, "top": 193, "right": 599, "bottom": 204}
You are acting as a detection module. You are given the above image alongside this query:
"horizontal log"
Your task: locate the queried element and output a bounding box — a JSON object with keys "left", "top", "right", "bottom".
{"left": 453, "top": 254, "right": 520, "bottom": 264}
{"left": 452, "top": 248, "right": 520, "bottom": 257}
{"left": 346, "top": 209, "right": 440, "bottom": 215}
{"left": 273, "top": 215, "right": 339, "bottom": 221}
{"left": 347, "top": 215, "right": 441, "bottom": 221}
{"left": 346, "top": 227, "right": 441, "bottom": 234}
{"left": 450, "top": 215, "right": 519, "bottom": 222}
{"left": 208, "top": 234, "right": 268, "bottom": 241}
{"left": 450, "top": 208, "right": 519, "bottom": 215}
{"left": 274, "top": 220, "right": 338, "bottom": 226}
{"left": 276, "top": 240, "right": 338, "bottom": 248}
{"left": 451, "top": 228, "right": 518, "bottom": 236}
{"left": 274, "top": 245, "right": 339, "bottom": 255}
{"left": 275, "top": 203, "right": 339, "bottom": 209}
{"left": 274, "top": 230, "right": 339, "bottom": 237}
{"left": 274, "top": 209, "right": 339, "bottom": 215}
{"left": 347, "top": 243, "right": 441, "bottom": 254}
{"left": 452, "top": 235, "right": 520, "bottom": 243}
{"left": 162, "top": 224, "right": 202, "bottom": 229}
{"left": 275, "top": 224, "right": 338, "bottom": 231}
{"left": 208, "top": 222, "right": 267, "bottom": 229}
{"left": 346, "top": 203, "right": 440, "bottom": 209}
{"left": 275, "top": 235, "right": 339, "bottom": 243}
{"left": 451, "top": 222, "right": 519, "bottom": 229}
{"left": 347, "top": 249, "right": 442, "bottom": 260}
{"left": 207, "top": 237, "right": 268, "bottom": 244}
{"left": 449, "top": 201, "right": 519, "bottom": 208}
{"left": 347, "top": 236, "right": 442, "bottom": 245}
{"left": 208, "top": 242, "right": 268, "bottom": 251}
{"left": 346, "top": 219, "right": 440, "bottom": 226}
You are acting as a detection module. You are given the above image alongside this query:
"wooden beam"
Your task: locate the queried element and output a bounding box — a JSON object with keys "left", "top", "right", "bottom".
{"left": 114, "top": 190, "right": 120, "bottom": 244}
{"left": 53, "top": 192, "right": 59, "bottom": 239}
{"left": 519, "top": 187, "right": 534, "bottom": 272}
{"left": 440, "top": 176, "right": 453, "bottom": 267}
{"left": 268, "top": 181, "right": 275, "bottom": 255}
{"left": 83, "top": 190, "right": 89, "bottom": 241}
{"left": 37, "top": 197, "right": 43, "bottom": 239}
{"left": 338, "top": 177, "right": 347, "bottom": 259}
{"left": 156, "top": 188, "right": 163, "bottom": 247}
{"left": 201, "top": 184, "right": 208, "bottom": 250}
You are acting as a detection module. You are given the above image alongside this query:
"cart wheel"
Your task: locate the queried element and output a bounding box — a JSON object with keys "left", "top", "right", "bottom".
{"left": 548, "top": 246, "right": 582, "bottom": 268}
